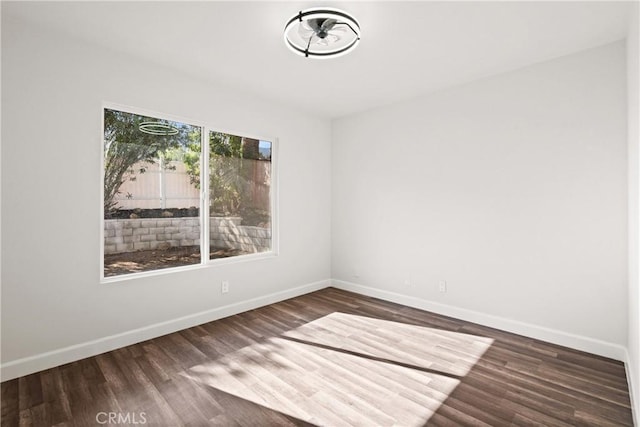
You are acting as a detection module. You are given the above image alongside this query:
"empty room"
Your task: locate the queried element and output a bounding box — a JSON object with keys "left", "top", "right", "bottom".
{"left": 1, "top": 1, "right": 639, "bottom": 426}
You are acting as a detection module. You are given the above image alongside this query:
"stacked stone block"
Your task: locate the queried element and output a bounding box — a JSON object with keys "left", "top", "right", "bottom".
{"left": 209, "top": 217, "right": 271, "bottom": 253}
{"left": 104, "top": 218, "right": 200, "bottom": 254}
{"left": 104, "top": 217, "right": 270, "bottom": 255}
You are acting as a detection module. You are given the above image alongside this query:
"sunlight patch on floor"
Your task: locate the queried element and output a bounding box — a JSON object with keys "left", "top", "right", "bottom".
{"left": 185, "top": 312, "right": 494, "bottom": 426}
{"left": 284, "top": 312, "right": 494, "bottom": 377}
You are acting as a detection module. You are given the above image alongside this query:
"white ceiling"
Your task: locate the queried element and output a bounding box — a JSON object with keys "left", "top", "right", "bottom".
{"left": 3, "top": 1, "right": 631, "bottom": 119}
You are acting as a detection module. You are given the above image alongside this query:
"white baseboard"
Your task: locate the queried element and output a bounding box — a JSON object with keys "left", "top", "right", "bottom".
{"left": 624, "top": 349, "right": 639, "bottom": 426}
{"left": 1, "top": 278, "right": 630, "bottom": 383}
{"left": 0, "top": 279, "right": 331, "bottom": 382}
{"left": 332, "top": 279, "right": 628, "bottom": 362}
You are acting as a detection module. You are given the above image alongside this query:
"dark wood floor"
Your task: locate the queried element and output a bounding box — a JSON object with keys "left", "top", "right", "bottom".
{"left": 1, "top": 288, "right": 634, "bottom": 426}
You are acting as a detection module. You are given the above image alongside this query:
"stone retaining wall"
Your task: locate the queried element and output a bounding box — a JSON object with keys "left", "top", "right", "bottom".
{"left": 209, "top": 217, "right": 271, "bottom": 254}
{"left": 104, "top": 217, "right": 270, "bottom": 254}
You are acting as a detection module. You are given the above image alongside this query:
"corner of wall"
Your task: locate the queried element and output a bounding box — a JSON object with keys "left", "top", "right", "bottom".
{"left": 628, "top": 1, "right": 640, "bottom": 423}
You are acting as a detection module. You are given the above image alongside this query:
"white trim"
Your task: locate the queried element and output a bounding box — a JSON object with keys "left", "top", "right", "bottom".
{"left": 624, "top": 348, "right": 639, "bottom": 426}
{"left": 332, "top": 279, "right": 628, "bottom": 361}
{"left": 99, "top": 106, "right": 105, "bottom": 280}
{"left": 200, "top": 126, "right": 209, "bottom": 264}
{"left": 269, "top": 138, "right": 280, "bottom": 256}
{"left": 0, "top": 279, "right": 330, "bottom": 382}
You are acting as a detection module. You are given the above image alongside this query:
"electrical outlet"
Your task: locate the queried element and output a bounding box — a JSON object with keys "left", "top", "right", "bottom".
{"left": 221, "top": 280, "right": 229, "bottom": 294}
{"left": 438, "top": 280, "right": 447, "bottom": 293}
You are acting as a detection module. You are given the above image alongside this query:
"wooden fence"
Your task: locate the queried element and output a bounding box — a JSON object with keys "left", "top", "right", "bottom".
{"left": 113, "top": 159, "right": 270, "bottom": 212}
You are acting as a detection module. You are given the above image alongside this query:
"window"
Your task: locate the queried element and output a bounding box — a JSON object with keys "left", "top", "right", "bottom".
{"left": 102, "top": 107, "right": 275, "bottom": 280}
{"left": 208, "top": 131, "right": 272, "bottom": 259}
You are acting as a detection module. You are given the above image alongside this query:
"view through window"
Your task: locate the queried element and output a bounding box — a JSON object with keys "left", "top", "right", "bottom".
{"left": 103, "top": 108, "right": 274, "bottom": 279}
{"left": 208, "top": 131, "right": 272, "bottom": 259}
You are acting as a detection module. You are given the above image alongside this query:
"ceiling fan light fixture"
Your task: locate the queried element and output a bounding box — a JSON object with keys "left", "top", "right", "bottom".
{"left": 284, "top": 7, "right": 361, "bottom": 58}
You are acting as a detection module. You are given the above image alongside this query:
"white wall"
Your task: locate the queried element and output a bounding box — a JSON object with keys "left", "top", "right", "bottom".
{"left": 332, "top": 42, "right": 628, "bottom": 354}
{"left": 627, "top": 1, "right": 640, "bottom": 421}
{"left": 1, "top": 6, "right": 633, "bottom": 396}
{"left": 0, "top": 16, "right": 332, "bottom": 376}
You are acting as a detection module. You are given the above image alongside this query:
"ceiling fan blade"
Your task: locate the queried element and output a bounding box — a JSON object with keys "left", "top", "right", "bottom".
{"left": 329, "top": 26, "right": 347, "bottom": 33}
{"left": 320, "top": 18, "right": 338, "bottom": 32}
{"left": 306, "top": 18, "right": 323, "bottom": 32}
{"left": 297, "top": 26, "right": 315, "bottom": 40}
{"left": 321, "top": 33, "right": 340, "bottom": 45}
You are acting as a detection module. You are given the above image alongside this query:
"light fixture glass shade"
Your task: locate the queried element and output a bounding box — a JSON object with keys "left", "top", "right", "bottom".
{"left": 284, "top": 8, "right": 361, "bottom": 58}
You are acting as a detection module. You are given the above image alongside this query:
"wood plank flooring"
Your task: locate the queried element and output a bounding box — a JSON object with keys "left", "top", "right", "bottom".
{"left": 1, "top": 288, "right": 634, "bottom": 426}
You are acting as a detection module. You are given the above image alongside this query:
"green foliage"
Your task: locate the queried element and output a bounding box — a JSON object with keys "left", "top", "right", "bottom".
{"left": 103, "top": 109, "right": 200, "bottom": 215}
{"left": 180, "top": 128, "right": 203, "bottom": 187}
{"left": 182, "top": 132, "right": 260, "bottom": 216}
{"left": 105, "top": 112, "right": 269, "bottom": 221}
{"left": 209, "top": 133, "right": 243, "bottom": 214}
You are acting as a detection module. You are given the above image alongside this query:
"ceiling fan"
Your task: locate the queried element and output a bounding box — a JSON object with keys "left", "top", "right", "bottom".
{"left": 284, "top": 8, "right": 361, "bottom": 58}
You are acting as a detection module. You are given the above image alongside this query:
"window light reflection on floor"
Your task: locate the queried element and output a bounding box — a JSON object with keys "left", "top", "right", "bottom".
{"left": 184, "top": 312, "right": 494, "bottom": 426}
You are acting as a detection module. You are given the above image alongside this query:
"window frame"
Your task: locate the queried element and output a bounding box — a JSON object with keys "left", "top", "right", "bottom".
{"left": 100, "top": 103, "right": 279, "bottom": 284}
